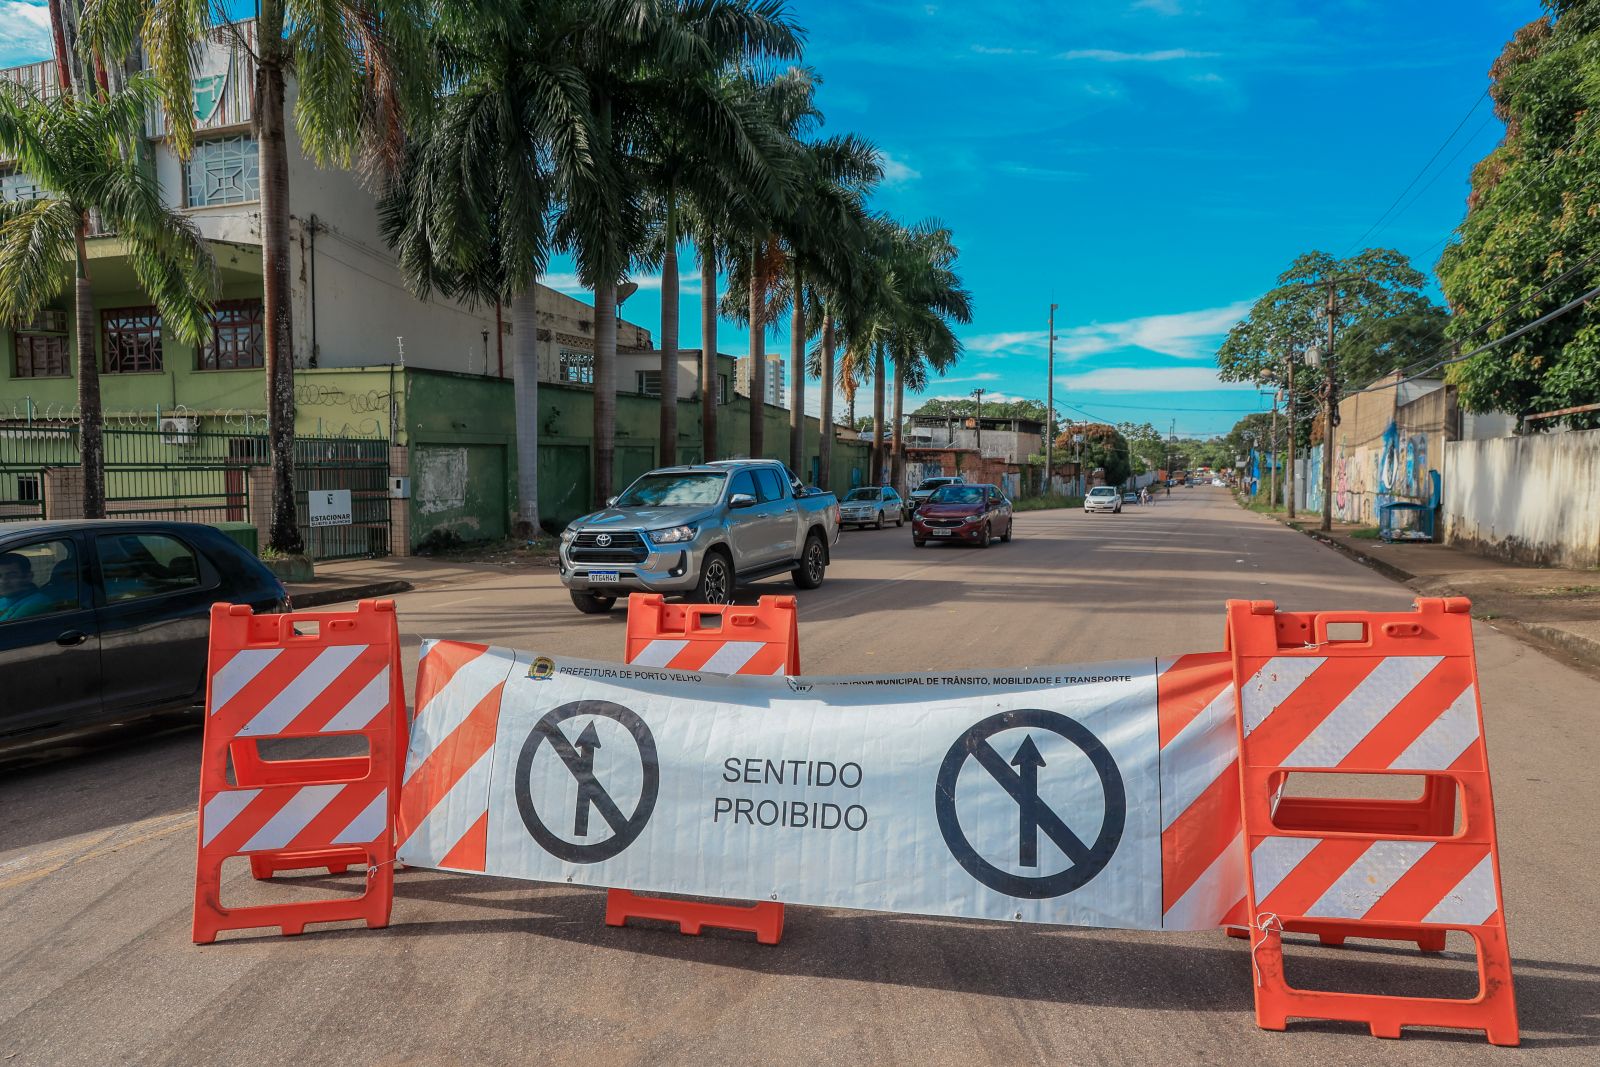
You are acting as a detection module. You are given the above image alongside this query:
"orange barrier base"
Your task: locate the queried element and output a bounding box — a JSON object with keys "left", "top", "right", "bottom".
{"left": 605, "top": 889, "right": 784, "bottom": 945}
{"left": 193, "top": 851, "right": 393, "bottom": 943}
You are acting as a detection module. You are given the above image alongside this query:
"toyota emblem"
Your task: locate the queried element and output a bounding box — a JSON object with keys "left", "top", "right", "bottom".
{"left": 595, "top": 533, "right": 612, "bottom": 547}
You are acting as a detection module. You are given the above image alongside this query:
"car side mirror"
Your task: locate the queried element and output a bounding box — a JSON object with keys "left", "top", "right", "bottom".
{"left": 606, "top": 496, "right": 619, "bottom": 507}
{"left": 729, "top": 493, "right": 757, "bottom": 509}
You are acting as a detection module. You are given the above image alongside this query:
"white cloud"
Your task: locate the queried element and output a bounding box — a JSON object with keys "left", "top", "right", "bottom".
{"left": 1055, "top": 367, "right": 1256, "bottom": 393}
{"left": 971, "top": 44, "right": 1036, "bottom": 56}
{"left": 964, "top": 300, "right": 1252, "bottom": 362}
{"left": 1058, "top": 48, "right": 1218, "bottom": 62}
{"left": 539, "top": 271, "right": 701, "bottom": 297}
{"left": 937, "top": 372, "right": 1001, "bottom": 384}
{"left": 880, "top": 152, "right": 922, "bottom": 186}
{"left": 0, "top": 1, "right": 52, "bottom": 67}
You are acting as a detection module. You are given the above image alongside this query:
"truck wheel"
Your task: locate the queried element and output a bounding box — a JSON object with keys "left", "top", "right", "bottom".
{"left": 570, "top": 591, "right": 616, "bottom": 614}
{"left": 792, "top": 532, "right": 827, "bottom": 589}
{"left": 693, "top": 549, "right": 735, "bottom": 604}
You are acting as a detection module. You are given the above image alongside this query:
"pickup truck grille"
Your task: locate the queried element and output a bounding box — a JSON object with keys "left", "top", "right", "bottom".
{"left": 570, "top": 531, "right": 648, "bottom": 564}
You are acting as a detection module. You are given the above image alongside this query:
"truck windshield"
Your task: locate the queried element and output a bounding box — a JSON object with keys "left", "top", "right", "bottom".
{"left": 917, "top": 479, "right": 953, "bottom": 491}
{"left": 615, "top": 472, "right": 727, "bottom": 506}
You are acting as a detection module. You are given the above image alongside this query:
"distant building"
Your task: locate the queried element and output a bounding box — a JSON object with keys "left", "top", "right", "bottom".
{"left": 904, "top": 414, "right": 1044, "bottom": 465}
{"left": 735, "top": 356, "right": 785, "bottom": 407}
{"left": 615, "top": 349, "right": 734, "bottom": 405}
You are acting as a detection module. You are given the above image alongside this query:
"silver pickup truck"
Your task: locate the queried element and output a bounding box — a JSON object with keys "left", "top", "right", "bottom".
{"left": 557, "top": 460, "right": 840, "bottom": 613}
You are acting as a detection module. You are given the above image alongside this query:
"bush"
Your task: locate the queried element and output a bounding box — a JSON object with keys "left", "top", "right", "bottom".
{"left": 1012, "top": 494, "right": 1084, "bottom": 511}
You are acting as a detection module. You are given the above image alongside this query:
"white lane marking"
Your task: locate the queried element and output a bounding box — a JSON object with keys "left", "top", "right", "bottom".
{"left": 1283, "top": 656, "right": 1443, "bottom": 768}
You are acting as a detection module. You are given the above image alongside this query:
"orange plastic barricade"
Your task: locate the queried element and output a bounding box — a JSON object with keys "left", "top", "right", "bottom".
{"left": 1226, "top": 598, "right": 1517, "bottom": 1045}
{"left": 604, "top": 592, "right": 798, "bottom": 945}
{"left": 192, "top": 600, "right": 405, "bottom": 943}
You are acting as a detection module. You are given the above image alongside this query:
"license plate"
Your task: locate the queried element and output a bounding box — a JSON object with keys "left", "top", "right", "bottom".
{"left": 932, "top": 529, "right": 952, "bottom": 537}
{"left": 589, "top": 571, "right": 620, "bottom": 583}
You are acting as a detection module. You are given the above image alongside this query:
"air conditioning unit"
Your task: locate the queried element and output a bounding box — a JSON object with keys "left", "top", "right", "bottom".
{"left": 160, "top": 416, "right": 198, "bottom": 446}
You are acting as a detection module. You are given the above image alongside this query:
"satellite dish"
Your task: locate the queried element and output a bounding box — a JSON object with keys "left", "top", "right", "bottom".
{"left": 617, "top": 280, "right": 640, "bottom": 305}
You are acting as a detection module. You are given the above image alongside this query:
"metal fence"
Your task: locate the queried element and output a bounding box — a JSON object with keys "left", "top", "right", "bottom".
{"left": 0, "top": 424, "right": 390, "bottom": 560}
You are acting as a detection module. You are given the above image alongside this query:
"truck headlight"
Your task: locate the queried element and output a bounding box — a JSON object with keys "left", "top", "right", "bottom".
{"left": 560, "top": 526, "right": 578, "bottom": 543}
{"left": 649, "top": 524, "right": 697, "bottom": 544}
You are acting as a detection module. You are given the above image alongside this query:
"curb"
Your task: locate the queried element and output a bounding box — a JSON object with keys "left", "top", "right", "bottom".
{"left": 1300, "top": 529, "right": 1418, "bottom": 585}
{"left": 1517, "top": 620, "right": 1600, "bottom": 671}
{"left": 288, "top": 579, "right": 413, "bottom": 608}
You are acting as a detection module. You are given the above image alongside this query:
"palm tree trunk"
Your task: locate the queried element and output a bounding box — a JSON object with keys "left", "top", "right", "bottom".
{"left": 748, "top": 243, "right": 765, "bottom": 459}
{"left": 74, "top": 237, "right": 104, "bottom": 518}
{"left": 593, "top": 279, "right": 617, "bottom": 508}
{"left": 891, "top": 361, "right": 905, "bottom": 494}
{"left": 789, "top": 266, "right": 804, "bottom": 477}
{"left": 257, "top": 8, "right": 301, "bottom": 554}
{"left": 700, "top": 232, "right": 717, "bottom": 461}
{"left": 818, "top": 315, "right": 835, "bottom": 493}
{"left": 871, "top": 345, "right": 886, "bottom": 484}
{"left": 659, "top": 194, "right": 678, "bottom": 467}
{"left": 511, "top": 284, "right": 540, "bottom": 535}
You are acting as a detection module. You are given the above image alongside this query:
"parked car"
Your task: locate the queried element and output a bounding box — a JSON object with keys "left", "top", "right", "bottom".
{"left": 909, "top": 475, "right": 965, "bottom": 512}
{"left": 0, "top": 520, "right": 290, "bottom": 759}
{"left": 1124, "top": 492, "right": 1140, "bottom": 504}
{"left": 558, "top": 459, "right": 840, "bottom": 613}
{"left": 839, "top": 486, "right": 905, "bottom": 529}
{"left": 912, "top": 483, "right": 1013, "bottom": 547}
{"left": 1084, "top": 486, "right": 1123, "bottom": 513}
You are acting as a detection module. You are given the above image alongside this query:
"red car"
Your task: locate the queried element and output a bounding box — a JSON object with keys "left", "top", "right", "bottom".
{"left": 912, "top": 483, "right": 1014, "bottom": 547}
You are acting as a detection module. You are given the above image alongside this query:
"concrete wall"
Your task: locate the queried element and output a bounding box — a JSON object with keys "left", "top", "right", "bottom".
{"left": 1308, "top": 375, "right": 1452, "bottom": 525}
{"left": 1442, "top": 429, "right": 1600, "bottom": 569}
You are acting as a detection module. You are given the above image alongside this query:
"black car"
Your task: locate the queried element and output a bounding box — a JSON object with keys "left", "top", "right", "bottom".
{"left": 0, "top": 520, "right": 289, "bottom": 757}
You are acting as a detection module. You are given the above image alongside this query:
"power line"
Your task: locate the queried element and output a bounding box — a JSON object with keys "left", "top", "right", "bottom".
{"left": 1342, "top": 86, "right": 1491, "bottom": 257}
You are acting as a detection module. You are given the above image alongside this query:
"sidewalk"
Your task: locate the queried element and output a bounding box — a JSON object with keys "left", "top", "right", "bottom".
{"left": 284, "top": 556, "right": 506, "bottom": 607}
{"left": 1289, "top": 515, "right": 1600, "bottom": 673}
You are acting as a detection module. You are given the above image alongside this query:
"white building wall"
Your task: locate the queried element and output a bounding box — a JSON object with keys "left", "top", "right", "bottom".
{"left": 1442, "top": 428, "right": 1600, "bottom": 569}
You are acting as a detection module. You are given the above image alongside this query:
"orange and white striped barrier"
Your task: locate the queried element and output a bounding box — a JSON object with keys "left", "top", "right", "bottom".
{"left": 192, "top": 600, "right": 404, "bottom": 942}
{"left": 607, "top": 593, "right": 798, "bottom": 945}
{"left": 1228, "top": 598, "right": 1518, "bottom": 1046}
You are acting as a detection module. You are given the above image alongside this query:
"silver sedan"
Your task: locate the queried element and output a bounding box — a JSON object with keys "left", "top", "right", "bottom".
{"left": 838, "top": 486, "right": 906, "bottom": 529}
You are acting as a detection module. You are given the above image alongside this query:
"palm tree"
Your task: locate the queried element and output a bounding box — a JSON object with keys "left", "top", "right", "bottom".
{"left": 85, "top": 0, "right": 429, "bottom": 553}
{"left": 0, "top": 78, "right": 219, "bottom": 518}
{"left": 378, "top": 2, "right": 590, "bottom": 536}
{"left": 634, "top": 67, "right": 797, "bottom": 468}
{"left": 555, "top": 1, "right": 800, "bottom": 506}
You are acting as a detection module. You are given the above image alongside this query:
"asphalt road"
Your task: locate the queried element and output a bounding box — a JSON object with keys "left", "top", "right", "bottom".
{"left": 3, "top": 488, "right": 1597, "bottom": 1065}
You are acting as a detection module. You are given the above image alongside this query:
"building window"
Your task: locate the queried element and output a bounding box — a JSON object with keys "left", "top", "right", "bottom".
{"left": 16, "top": 474, "right": 41, "bottom": 502}
{"left": 718, "top": 374, "right": 729, "bottom": 405}
{"left": 200, "top": 299, "right": 264, "bottom": 370}
{"left": 635, "top": 370, "right": 661, "bottom": 397}
{"left": 102, "top": 308, "right": 163, "bottom": 373}
{"left": 559, "top": 350, "right": 593, "bottom": 385}
{"left": 13, "top": 332, "right": 69, "bottom": 378}
{"left": 185, "top": 135, "right": 259, "bottom": 207}
{"left": 0, "top": 168, "right": 46, "bottom": 203}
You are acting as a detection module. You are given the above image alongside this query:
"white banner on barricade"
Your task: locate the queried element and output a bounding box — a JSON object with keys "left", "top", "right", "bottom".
{"left": 398, "top": 644, "right": 1231, "bottom": 931}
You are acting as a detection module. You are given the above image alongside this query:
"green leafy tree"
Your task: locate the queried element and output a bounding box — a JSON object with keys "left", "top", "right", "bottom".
{"left": 0, "top": 77, "right": 219, "bottom": 517}
{"left": 1437, "top": 1, "right": 1600, "bottom": 428}
{"left": 1117, "top": 421, "right": 1168, "bottom": 474}
{"left": 913, "top": 398, "right": 1060, "bottom": 423}
{"left": 1052, "top": 422, "right": 1131, "bottom": 486}
{"left": 1217, "top": 249, "right": 1447, "bottom": 391}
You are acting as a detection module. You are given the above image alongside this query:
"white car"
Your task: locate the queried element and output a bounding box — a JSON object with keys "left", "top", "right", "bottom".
{"left": 838, "top": 486, "right": 905, "bottom": 529}
{"left": 1084, "top": 485, "right": 1122, "bottom": 514}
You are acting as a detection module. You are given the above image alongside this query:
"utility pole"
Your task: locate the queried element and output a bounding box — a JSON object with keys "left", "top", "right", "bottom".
{"left": 972, "top": 387, "right": 985, "bottom": 455}
{"left": 1285, "top": 349, "right": 1297, "bottom": 519}
{"left": 1319, "top": 282, "right": 1339, "bottom": 532}
{"left": 1268, "top": 386, "right": 1279, "bottom": 509}
{"left": 1045, "top": 303, "right": 1057, "bottom": 495}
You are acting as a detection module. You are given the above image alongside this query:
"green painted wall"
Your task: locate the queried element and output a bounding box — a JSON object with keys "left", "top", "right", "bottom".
{"left": 397, "top": 368, "right": 871, "bottom": 543}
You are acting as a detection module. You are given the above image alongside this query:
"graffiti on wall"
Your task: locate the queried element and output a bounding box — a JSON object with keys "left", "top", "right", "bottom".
{"left": 1303, "top": 423, "right": 1434, "bottom": 523}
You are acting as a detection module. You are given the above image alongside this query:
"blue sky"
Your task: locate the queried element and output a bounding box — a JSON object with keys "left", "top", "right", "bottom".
{"left": 1, "top": 0, "right": 1540, "bottom": 436}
